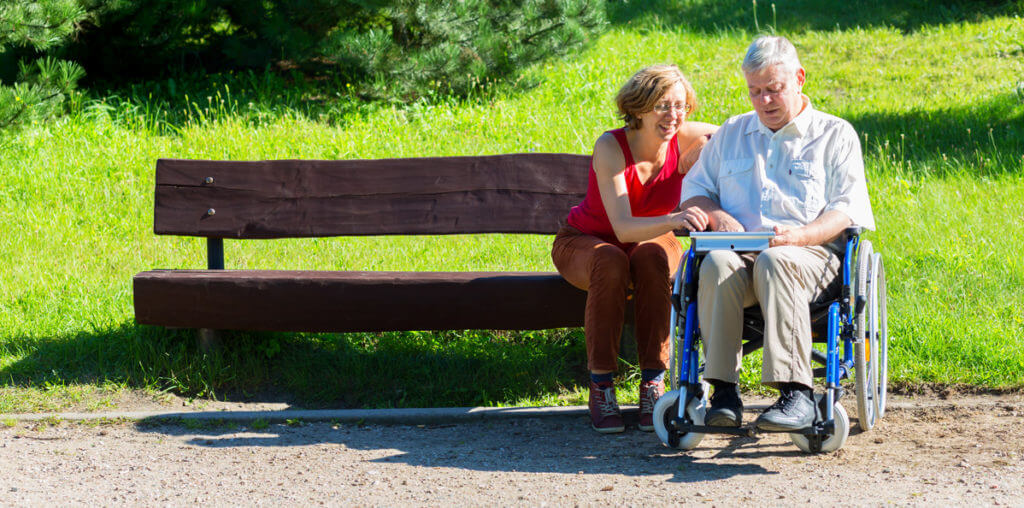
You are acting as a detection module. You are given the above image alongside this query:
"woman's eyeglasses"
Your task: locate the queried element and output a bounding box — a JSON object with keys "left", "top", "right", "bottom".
{"left": 652, "top": 102, "right": 690, "bottom": 114}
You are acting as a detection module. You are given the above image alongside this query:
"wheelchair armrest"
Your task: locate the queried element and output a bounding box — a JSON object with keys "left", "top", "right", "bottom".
{"left": 843, "top": 226, "right": 863, "bottom": 239}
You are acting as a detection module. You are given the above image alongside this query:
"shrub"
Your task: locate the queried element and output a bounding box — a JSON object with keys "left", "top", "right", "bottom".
{"left": 0, "top": 0, "right": 86, "bottom": 129}
{"left": 69, "top": 0, "right": 606, "bottom": 101}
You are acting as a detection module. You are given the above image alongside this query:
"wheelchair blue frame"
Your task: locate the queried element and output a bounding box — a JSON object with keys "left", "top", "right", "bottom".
{"left": 667, "top": 231, "right": 863, "bottom": 451}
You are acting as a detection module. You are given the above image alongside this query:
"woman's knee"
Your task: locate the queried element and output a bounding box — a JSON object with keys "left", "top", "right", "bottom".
{"left": 629, "top": 242, "right": 672, "bottom": 278}
{"left": 590, "top": 244, "right": 630, "bottom": 284}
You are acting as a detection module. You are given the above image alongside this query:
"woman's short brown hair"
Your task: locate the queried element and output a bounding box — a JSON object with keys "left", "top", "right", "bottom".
{"left": 616, "top": 64, "right": 697, "bottom": 130}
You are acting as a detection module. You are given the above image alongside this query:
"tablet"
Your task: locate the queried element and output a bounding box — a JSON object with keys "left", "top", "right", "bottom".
{"left": 689, "top": 231, "right": 775, "bottom": 252}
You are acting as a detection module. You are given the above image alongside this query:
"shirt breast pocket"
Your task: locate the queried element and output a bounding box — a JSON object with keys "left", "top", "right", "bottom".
{"left": 719, "top": 158, "right": 755, "bottom": 212}
{"left": 786, "top": 159, "right": 826, "bottom": 215}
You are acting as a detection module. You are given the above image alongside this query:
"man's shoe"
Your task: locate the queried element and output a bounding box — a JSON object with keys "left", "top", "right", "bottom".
{"left": 589, "top": 382, "right": 625, "bottom": 434}
{"left": 755, "top": 388, "right": 818, "bottom": 431}
{"left": 637, "top": 380, "right": 665, "bottom": 432}
{"left": 705, "top": 383, "right": 743, "bottom": 427}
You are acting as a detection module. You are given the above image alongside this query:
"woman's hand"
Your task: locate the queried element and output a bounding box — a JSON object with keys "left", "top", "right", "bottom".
{"left": 679, "top": 128, "right": 712, "bottom": 175}
{"left": 677, "top": 206, "right": 709, "bottom": 232}
{"left": 678, "top": 133, "right": 712, "bottom": 175}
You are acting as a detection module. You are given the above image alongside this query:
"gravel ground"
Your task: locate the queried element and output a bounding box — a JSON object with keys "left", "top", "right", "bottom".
{"left": 1, "top": 394, "right": 1022, "bottom": 506}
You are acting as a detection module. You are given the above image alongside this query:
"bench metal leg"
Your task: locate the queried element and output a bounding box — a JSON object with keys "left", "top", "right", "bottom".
{"left": 197, "top": 328, "right": 222, "bottom": 353}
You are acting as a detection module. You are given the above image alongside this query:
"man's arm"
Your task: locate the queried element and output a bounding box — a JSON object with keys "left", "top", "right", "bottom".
{"left": 770, "top": 210, "right": 851, "bottom": 247}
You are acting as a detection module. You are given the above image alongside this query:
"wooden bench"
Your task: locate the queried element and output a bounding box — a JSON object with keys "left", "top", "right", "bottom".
{"left": 133, "top": 154, "right": 601, "bottom": 343}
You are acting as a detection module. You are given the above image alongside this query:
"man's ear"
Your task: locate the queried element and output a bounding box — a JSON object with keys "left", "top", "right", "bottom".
{"left": 795, "top": 67, "right": 806, "bottom": 88}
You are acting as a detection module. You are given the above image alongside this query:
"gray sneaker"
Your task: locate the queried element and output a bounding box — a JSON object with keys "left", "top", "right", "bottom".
{"left": 755, "top": 389, "right": 818, "bottom": 431}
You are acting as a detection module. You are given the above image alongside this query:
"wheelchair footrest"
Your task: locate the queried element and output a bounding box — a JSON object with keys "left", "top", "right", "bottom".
{"left": 673, "top": 421, "right": 837, "bottom": 437}
{"left": 674, "top": 423, "right": 757, "bottom": 437}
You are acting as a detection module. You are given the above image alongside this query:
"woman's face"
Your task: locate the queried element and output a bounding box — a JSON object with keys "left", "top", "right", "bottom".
{"left": 638, "top": 82, "right": 689, "bottom": 140}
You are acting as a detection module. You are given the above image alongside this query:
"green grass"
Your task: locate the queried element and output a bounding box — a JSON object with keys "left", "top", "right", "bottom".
{"left": 1, "top": 0, "right": 1023, "bottom": 411}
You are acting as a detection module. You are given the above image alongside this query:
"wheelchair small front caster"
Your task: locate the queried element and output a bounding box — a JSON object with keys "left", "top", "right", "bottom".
{"left": 653, "top": 390, "right": 707, "bottom": 450}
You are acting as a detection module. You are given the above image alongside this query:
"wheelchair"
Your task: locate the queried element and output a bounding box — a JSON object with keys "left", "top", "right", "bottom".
{"left": 652, "top": 227, "right": 889, "bottom": 453}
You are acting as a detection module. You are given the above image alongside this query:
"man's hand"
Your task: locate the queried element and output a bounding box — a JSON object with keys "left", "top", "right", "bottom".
{"left": 770, "top": 224, "right": 809, "bottom": 247}
{"left": 770, "top": 211, "right": 852, "bottom": 247}
{"left": 712, "top": 212, "right": 745, "bottom": 232}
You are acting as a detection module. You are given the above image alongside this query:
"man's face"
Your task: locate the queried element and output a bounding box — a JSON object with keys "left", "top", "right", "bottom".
{"left": 745, "top": 64, "right": 806, "bottom": 131}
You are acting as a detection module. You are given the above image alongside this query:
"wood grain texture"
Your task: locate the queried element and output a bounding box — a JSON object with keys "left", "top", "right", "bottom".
{"left": 153, "top": 154, "right": 590, "bottom": 238}
{"left": 134, "top": 270, "right": 589, "bottom": 332}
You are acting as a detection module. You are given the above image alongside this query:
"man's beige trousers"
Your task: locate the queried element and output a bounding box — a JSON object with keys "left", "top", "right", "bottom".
{"left": 697, "top": 246, "right": 841, "bottom": 388}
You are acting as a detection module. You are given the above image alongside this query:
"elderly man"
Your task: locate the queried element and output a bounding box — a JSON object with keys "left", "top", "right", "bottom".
{"left": 676, "top": 35, "right": 874, "bottom": 431}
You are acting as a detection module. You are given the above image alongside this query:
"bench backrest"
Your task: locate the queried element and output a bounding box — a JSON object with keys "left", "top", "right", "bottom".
{"left": 154, "top": 154, "right": 591, "bottom": 239}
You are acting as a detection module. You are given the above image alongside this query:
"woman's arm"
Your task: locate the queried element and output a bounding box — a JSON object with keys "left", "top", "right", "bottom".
{"left": 676, "top": 122, "right": 719, "bottom": 175}
{"left": 593, "top": 133, "right": 689, "bottom": 243}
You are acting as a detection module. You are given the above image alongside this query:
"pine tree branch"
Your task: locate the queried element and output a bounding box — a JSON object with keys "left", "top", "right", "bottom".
{"left": 14, "top": 22, "right": 70, "bottom": 30}
{"left": 0, "top": 90, "right": 63, "bottom": 129}
{"left": 0, "top": 103, "right": 30, "bottom": 129}
{"left": 520, "top": 21, "right": 564, "bottom": 46}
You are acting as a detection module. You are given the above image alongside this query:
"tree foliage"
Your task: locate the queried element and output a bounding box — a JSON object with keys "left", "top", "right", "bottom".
{"left": 68, "top": 0, "right": 606, "bottom": 100}
{"left": 323, "top": 0, "right": 607, "bottom": 98}
{"left": 0, "top": 0, "right": 86, "bottom": 128}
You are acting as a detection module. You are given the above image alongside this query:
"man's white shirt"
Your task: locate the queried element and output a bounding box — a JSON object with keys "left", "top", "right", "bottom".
{"left": 680, "top": 97, "right": 875, "bottom": 232}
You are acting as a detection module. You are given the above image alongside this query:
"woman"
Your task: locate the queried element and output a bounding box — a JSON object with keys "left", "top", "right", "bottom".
{"left": 551, "top": 65, "right": 716, "bottom": 433}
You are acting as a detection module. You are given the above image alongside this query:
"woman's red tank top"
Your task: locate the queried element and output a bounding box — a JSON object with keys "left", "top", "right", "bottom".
{"left": 566, "top": 128, "right": 683, "bottom": 249}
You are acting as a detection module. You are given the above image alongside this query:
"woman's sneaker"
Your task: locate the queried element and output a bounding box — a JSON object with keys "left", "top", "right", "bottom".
{"left": 588, "top": 381, "right": 625, "bottom": 433}
{"left": 638, "top": 380, "right": 665, "bottom": 431}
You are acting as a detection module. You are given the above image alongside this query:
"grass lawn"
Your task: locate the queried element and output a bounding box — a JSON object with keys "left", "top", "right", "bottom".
{"left": 1, "top": 0, "right": 1022, "bottom": 411}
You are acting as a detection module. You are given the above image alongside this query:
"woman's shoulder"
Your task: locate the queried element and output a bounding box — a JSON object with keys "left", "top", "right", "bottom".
{"left": 593, "top": 129, "right": 625, "bottom": 154}
{"left": 592, "top": 130, "right": 627, "bottom": 173}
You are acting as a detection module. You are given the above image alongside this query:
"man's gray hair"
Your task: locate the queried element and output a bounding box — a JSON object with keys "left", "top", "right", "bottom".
{"left": 742, "top": 35, "right": 802, "bottom": 74}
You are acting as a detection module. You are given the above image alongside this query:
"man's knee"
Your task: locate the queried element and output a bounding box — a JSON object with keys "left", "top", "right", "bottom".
{"left": 754, "top": 246, "right": 797, "bottom": 277}
{"left": 699, "top": 250, "right": 746, "bottom": 285}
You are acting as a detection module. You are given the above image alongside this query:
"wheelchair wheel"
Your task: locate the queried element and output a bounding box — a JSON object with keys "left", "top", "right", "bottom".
{"left": 853, "top": 240, "right": 880, "bottom": 430}
{"left": 789, "top": 399, "right": 849, "bottom": 453}
{"left": 870, "top": 252, "right": 889, "bottom": 419}
{"left": 653, "top": 390, "right": 706, "bottom": 450}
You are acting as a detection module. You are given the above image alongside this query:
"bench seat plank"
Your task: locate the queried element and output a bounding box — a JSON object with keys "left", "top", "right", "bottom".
{"left": 134, "top": 269, "right": 588, "bottom": 333}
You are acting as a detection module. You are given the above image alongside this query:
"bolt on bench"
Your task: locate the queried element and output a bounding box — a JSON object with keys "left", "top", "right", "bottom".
{"left": 133, "top": 154, "right": 610, "bottom": 349}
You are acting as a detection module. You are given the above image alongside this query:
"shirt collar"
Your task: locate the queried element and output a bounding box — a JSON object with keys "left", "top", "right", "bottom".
{"left": 746, "top": 94, "right": 814, "bottom": 137}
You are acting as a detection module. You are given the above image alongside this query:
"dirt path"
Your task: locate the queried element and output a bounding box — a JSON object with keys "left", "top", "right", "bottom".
{"left": 1, "top": 394, "right": 1022, "bottom": 506}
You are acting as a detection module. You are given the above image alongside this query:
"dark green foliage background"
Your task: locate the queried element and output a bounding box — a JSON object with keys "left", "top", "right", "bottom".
{"left": 65, "top": 0, "right": 606, "bottom": 99}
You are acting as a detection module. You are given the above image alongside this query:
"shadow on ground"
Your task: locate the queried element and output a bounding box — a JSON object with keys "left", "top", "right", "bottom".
{"left": 0, "top": 320, "right": 587, "bottom": 411}
{"left": 132, "top": 415, "right": 791, "bottom": 481}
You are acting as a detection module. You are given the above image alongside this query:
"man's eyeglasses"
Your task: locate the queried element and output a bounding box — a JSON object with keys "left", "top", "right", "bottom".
{"left": 652, "top": 102, "right": 690, "bottom": 114}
